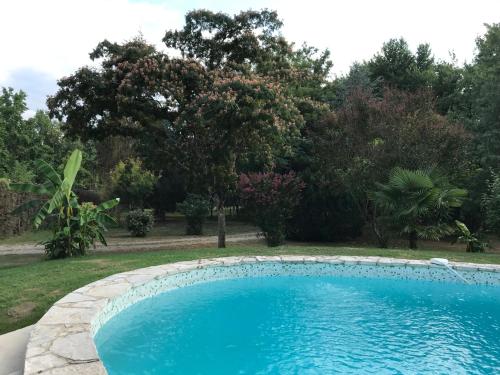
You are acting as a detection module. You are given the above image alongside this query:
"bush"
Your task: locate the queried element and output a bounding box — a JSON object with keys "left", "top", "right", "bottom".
{"left": 177, "top": 194, "right": 210, "bottom": 235}
{"left": 126, "top": 209, "right": 154, "bottom": 237}
{"left": 109, "top": 159, "right": 157, "bottom": 209}
{"left": 238, "top": 172, "right": 304, "bottom": 247}
{"left": 455, "top": 220, "right": 488, "bottom": 253}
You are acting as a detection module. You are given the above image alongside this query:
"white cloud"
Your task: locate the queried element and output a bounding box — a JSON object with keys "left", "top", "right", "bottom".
{"left": 270, "top": 0, "right": 500, "bottom": 75}
{"left": 1, "top": 0, "right": 499, "bottom": 110}
{"left": 0, "top": 0, "right": 182, "bottom": 82}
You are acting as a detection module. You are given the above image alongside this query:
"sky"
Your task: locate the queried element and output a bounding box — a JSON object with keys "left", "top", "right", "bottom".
{"left": 1, "top": 0, "right": 499, "bottom": 114}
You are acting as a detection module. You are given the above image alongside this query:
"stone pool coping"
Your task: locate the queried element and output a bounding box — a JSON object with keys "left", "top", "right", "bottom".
{"left": 24, "top": 255, "right": 500, "bottom": 374}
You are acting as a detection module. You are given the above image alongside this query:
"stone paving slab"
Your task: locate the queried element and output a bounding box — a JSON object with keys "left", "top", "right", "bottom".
{"left": 0, "top": 325, "right": 33, "bottom": 375}
{"left": 23, "top": 256, "right": 500, "bottom": 374}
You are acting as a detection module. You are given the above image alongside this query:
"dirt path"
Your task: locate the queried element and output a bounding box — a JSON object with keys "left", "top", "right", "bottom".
{"left": 0, "top": 233, "right": 261, "bottom": 256}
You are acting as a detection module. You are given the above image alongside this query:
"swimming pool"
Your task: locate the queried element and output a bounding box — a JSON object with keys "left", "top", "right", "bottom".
{"left": 95, "top": 273, "right": 500, "bottom": 374}
{"left": 23, "top": 256, "right": 500, "bottom": 374}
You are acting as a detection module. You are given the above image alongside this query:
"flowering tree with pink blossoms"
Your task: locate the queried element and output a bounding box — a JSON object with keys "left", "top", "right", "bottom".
{"left": 238, "top": 172, "right": 304, "bottom": 246}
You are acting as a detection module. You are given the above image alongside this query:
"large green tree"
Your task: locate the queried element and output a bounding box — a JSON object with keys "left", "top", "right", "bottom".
{"left": 163, "top": 9, "right": 285, "bottom": 70}
{"left": 368, "top": 38, "right": 435, "bottom": 92}
{"left": 176, "top": 75, "right": 303, "bottom": 247}
{"left": 462, "top": 23, "right": 500, "bottom": 170}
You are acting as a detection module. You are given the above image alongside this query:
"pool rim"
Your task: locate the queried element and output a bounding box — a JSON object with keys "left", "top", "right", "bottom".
{"left": 23, "top": 255, "right": 500, "bottom": 375}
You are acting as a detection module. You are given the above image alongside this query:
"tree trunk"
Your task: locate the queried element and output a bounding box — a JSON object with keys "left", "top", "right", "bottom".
{"left": 217, "top": 197, "right": 226, "bottom": 248}
{"left": 372, "top": 218, "right": 389, "bottom": 248}
{"left": 409, "top": 230, "right": 418, "bottom": 249}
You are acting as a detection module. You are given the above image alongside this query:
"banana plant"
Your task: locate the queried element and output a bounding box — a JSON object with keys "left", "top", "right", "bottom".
{"left": 11, "top": 149, "right": 120, "bottom": 258}
{"left": 10, "top": 149, "right": 82, "bottom": 228}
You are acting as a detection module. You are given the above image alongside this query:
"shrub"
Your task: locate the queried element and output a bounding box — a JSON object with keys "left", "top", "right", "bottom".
{"left": 109, "top": 158, "right": 157, "bottom": 209}
{"left": 238, "top": 172, "right": 304, "bottom": 247}
{"left": 454, "top": 220, "right": 488, "bottom": 253}
{"left": 126, "top": 209, "right": 154, "bottom": 237}
{"left": 177, "top": 194, "right": 210, "bottom": 235}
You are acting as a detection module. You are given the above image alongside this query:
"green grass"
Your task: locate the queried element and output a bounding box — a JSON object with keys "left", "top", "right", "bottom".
{"left": 1, "top": 243, "right": 499, "bottom": 335}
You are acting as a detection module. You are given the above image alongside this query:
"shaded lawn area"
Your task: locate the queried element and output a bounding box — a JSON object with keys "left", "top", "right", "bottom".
{"left": 1, "top": 244, "right": 500, "bottom": 335}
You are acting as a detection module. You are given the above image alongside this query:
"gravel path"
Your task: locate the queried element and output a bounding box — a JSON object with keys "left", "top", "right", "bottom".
{"left": 0, "top": 232, "right": 260, "bottom": 256}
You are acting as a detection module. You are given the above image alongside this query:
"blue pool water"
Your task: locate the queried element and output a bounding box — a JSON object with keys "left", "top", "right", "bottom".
{"left": 95, "top": 276, "right": 500, "bottom": 374}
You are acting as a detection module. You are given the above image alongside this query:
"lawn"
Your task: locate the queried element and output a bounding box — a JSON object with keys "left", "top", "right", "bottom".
{"left": 1, "top": 243, "right": 500, "bottom": 335}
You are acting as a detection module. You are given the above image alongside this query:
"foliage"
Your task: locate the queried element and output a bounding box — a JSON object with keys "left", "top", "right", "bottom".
{"left": 126, "top": 209, "right": 154, "bottom": 237}
{"left": 460, "top": 23, "right": 500, "bottom": 171}
{"left": 177, "top": 194, "right": 211, "bottom": 235}
{"left": 19, "top": 11, "right": 500, "bottom": 249}
{"left": 108, "top": 158, "right": 157, "bottom": 209}
{"left": 0, "top": 89, "right": 65, "bottom": 179}
{"left": 300, "top": 87, "right": 471, "bottom": 246}
{"left": 454, "top": 220, "right": 488, "bottom": 253}
{"left": 176, "top": 74, "right": 304, "bottom": 247}
{"left": 47, "top": 37, "right": 210, "bottom": 142}
{"left": 238, "top": 172, "right": 304, "bottom": 246}
{"left": 10, "top": 150, "right": 119, "bottom": 258}
{"left": 368, "top": 38, "right": 435, "bottom": 92}
{"left": 372, "top": 168, "right": 467, "bottom": 249}
{"left": 482, "top": 172, "right": 500, "bottom": 235}
{"left": 163, "top": 9, "right": 284, "bottom": 70}
{"left": 287, "top": 189, "right": 364, "bottom": 242}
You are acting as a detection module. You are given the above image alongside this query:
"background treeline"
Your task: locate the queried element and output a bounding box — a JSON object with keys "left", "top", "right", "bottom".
{"left": 1, "top": 10, "right": 500, "bottom": 247}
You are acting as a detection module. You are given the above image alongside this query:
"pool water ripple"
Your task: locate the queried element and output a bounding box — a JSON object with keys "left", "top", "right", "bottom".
{"left": 95, "top": 276, "right": 500, "bottom": 375}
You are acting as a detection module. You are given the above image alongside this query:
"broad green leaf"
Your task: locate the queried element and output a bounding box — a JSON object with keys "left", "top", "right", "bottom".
{"left": 63, "top": 149, "right": 82, "bottom": 193}
{"left": 96, "top": 198, "right": 120, "bottom": 212}
{"left": 48, "top": 190, "right": 66, "bottom": 213}
{"left": 35, "top": 160, "right": 62, "bottom": 187}
{"left": 34, "top": 201, "right": 50, "bottom": 229}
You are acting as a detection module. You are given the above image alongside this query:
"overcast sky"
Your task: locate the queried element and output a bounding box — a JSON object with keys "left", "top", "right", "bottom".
{"left": 1, "top": 0, "right": 499, "bottom": 114}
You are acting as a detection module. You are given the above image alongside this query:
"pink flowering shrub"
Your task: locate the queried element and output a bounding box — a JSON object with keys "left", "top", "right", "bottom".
{"left": 238, "top": 172, "right": 304, "bottom": 246}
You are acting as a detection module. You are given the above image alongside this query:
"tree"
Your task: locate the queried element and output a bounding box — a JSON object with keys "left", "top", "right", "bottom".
{"left": 372, "top": 168, "right": 467, "bottom": 249}
{"left": 177, "top": 194, "right": 211, "bottom": 235}
{"left": 163, "top": 9, "right": 284, "bottom": 70}
{"left": 176, "top": 75, "right": 303, "bottom": 247}
{"left": 368, "top": 38, "right": 435, "bottom": 92}
{"left": 460, "top": 24, "right": 500, "bottom": 171}
{"left": 108, "top": 158, "right": 157, "bottom": 209}
{"left": 303, "top": 87, "right": 471, "bottom": 247}
{"left": 482, "top": 172, "right": 500, "bottom": 235}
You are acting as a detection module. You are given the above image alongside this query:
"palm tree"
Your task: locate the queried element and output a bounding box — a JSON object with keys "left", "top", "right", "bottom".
{"left": 372, "top": 168, "right": 467, "bottom": 249}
